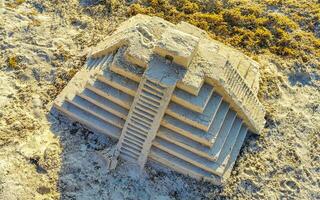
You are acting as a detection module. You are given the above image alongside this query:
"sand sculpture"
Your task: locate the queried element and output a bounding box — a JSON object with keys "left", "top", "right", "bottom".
{"left": 50, "top": 14, "right": 265, "bottom": 185}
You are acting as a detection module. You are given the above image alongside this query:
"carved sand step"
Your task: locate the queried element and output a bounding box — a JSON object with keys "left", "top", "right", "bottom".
{"left": 54, "top": 101, "right": 121, "bottom": 139}
{"left": 120, "top": 146, "right": 140, "bottom": 159}
{"left": 209, "top": 110, "right": 237, "bottom": 160}
{"left": 120, "top": 150, "right": 138, "bottom": 162}
{"left": 85, "top": 55, "right": 110, "bottom": 70}
{"left": 149, "top": 147, "right": 221, "bottom": 184}
{"left": 161, "top": 115, "right": 212, "bottom": 147}
{"left": 123, "top": 139, "right": 143, "bottom": 151}
{"left": 66, "top": 95, "right": 125, "bottom": 129}
{"left": 222, "top": 125, "right": 248, "bottom": 179}
{"left": 86, "top": 80, "right": 133, "bottom": 109}
{"left": 161, "top": 101, "right": 229, "bottom": 146}
{"left": 157, "top": 126, "right": 214, "bottom": 160}
{"left": 126, "top": 126, "right": 148, "bottom": 141}
{"left": 153, "top": 138, "right": 224, "bottom": 176}
{"left": 123, "top": 134, "right": 145, "bottom": 146}
{"left": 157, "top": 116, "right": 244, "bottom": 162}
{"left": 171, "top": 83, "right": 214, "bottom": 113}
{"left": 98, "top": 69, "right": 139, "bottom": 96}
{"left": 78, "top": 90, "right": 128, "bottom": 119}
{"left": 166, "top": 93, "right": 222, "bottom": 131}
{"left": 210, "top": 117, "right": 242, "bottom": 161}
{"left": 237, "top": 59, "right": 250, "bottom": 79}
{"left": 215, "top": 124, "right": 247, "bottom": 172}
{"left": 244, "top": 64, "right": 257, "bottom": 89}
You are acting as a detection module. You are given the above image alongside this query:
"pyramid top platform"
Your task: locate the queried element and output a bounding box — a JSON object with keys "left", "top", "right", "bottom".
{"left": 88, "top": 14, "right": 265, "bottom": 134}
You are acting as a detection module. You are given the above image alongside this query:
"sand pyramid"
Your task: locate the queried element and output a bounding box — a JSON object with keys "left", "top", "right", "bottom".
{"left": 51, "top": 14, "right": 265, "bottom": 185}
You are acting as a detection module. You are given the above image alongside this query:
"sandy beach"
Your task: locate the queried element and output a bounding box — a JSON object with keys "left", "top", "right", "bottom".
{"left": 0, "top": 0, "right": 319, "bottom": 199}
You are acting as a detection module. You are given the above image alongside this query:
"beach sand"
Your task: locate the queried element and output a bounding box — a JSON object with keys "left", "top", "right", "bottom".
{"left": 0, "top": 1, "right": 319, "bottom": 199}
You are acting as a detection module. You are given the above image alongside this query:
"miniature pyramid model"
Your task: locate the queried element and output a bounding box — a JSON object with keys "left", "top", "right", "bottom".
{"left": 50, "top": 14, "right": 265, "bottom": 185}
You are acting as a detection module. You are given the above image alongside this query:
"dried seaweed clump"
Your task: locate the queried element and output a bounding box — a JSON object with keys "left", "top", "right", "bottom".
{"left": 128, "top": 0, "right": 320, "bottom": 62}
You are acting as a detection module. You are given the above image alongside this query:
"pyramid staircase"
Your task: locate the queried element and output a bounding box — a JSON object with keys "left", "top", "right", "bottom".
{"left": 52, "top": 50, "right": 250, "bottom": 184}
{"left": 116, "top": 77, "right": 175, "bottom": 167}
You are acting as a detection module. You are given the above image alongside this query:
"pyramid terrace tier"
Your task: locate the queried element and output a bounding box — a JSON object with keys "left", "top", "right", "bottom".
{"left": 166, "top": 93, "right": 222, "bottom": 131}
{"left": 161, "top": 100, "right": 230, "bottom": 147}
{"left": 110, "top": 48, "right": 205, "bottom": 97}
{"left": 153, "top": 118, "right": 247, "bottom": 173}
{"left": 149, "top": 121, "right": 248, "bottom": 184}
{"left": 149, "top": 147, "right": 222, "bottom": 184}
{"left": 157, "top": 117, "right": 245, "bottom": 162}
{"left": 152, "top": 127, "right": 241, "bottom": 176}
{"left": 53, "top": 100, "right": 122, "bottom": 139}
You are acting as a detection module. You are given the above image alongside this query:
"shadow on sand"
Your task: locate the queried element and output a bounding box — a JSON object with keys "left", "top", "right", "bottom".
{"left": 47, "top": 109, "right": 219, "bottom": 199}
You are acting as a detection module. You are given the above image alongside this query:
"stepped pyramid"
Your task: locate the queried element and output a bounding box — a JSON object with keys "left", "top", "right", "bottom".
{"left": 50, "top": 14, "right": 265, "bottom": 185}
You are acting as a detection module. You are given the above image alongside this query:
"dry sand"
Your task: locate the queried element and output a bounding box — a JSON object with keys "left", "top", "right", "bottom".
{"left": 0, "top": 1, "right": 319, "bottom": 199}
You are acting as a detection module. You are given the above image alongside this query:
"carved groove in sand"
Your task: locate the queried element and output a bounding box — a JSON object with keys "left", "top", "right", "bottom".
{"left": 51, "top": 14, "right": 265, "bottom": 185}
